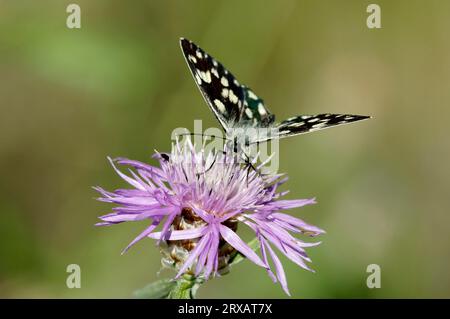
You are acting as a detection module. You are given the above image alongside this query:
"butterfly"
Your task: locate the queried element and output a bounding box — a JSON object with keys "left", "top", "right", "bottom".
{"left": 179, "top": 37, "right": 370, "bottom": 155}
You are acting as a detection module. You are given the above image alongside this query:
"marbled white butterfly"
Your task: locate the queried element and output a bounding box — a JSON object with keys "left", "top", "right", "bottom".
{"left": 180, "top": 38, "right": 370, "bottom": 154}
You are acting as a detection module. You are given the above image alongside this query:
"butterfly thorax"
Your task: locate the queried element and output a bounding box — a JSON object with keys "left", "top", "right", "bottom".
{"left": 225, "top": 124, "right": 276, "bottom": 154}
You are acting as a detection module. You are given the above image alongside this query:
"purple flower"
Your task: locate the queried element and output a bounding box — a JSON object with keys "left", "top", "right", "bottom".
{"left": 95, "top": 140, "right": 324, "bottom": 295}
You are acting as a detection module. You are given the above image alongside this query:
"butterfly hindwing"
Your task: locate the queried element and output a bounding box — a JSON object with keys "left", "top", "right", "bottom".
{"left": 274, "top": 114, "right": 370, "bottom": 139}
{"left": 180, "top": 38, "right": 246, "bottom": 131}
{"left": 241, "top": 86, "right": 275, "bottom": 127}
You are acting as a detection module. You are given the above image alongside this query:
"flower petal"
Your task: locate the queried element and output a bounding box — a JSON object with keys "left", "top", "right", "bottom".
{"left": 116, "top": 158, "right": 165, "bottom": 178}
{"left": 158, "top": 211, "right": 178, "bottom": 243}
{"left": 196, "top": 238, "right": 212, "bottom": 276}
{"left": 265, "top": 198, "right": 316, "bottom": 210}
{"left": 266, "top": 242, "right": 290, "bottom": 296}
{"left": 148, "top": 226, "right": 208, "bottom": 240}
{"left": 121, "top": 219, "right": 161, "bottom": 254}
{"left": 259, "top": 236, "right": 277, "bottom": 283}
{"left": 99, "top": 207, "right": 177, "bottom": 222}
{"left": 261, "top": 228, "right": 313, "bottom": 272}
{"left": 190, "top": 205, "right": 212, "bottom": 223}
{"left": 203, "top": 226, "right": 220, "bottom": 279}
{"left": 108, "top": 157, "right": 147, "bottom": 191}
{"left": 219, "top": 224, "right": 267, "bottom": 269}
{"left": 175, "top": 231, "right": 212, "bottom": 279}
{"left": 271, "top": 212, "right": 325, "bottom": 235}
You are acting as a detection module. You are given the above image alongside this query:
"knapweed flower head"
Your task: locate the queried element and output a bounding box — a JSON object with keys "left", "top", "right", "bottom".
{"left": 95, "top": 139, "right": 324, "bottom": 295}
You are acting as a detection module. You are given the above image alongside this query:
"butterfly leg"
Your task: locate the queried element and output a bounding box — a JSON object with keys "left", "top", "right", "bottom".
{"left": 241, "top": 152, "right": 260, "bottom": 186}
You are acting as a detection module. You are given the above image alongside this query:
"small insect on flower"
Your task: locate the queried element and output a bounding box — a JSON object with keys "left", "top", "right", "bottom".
{"left": 95, "top": 139, "right": 324, "bottom": 295}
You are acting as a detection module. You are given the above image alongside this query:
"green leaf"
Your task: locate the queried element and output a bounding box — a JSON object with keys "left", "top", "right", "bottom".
{"left": 133, "top": 279, "right": 176, "bottom": 299}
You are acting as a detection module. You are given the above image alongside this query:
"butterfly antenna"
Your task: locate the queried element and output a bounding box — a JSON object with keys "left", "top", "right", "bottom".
{"left": 175, "top": 132, "right": 229, "bottom": 142}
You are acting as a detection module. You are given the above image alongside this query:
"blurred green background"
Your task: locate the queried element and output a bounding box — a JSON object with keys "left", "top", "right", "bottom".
{"left": 1, "top": 0, "right": 449, "bottom": 298}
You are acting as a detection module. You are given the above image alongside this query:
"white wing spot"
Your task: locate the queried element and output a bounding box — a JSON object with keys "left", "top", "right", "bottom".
{"left": 258, "top": 103, "right": 267, "bottom": 115}
{"left": 221, "top": 88, "right": 229, "bottom": 98}
{"left": 188, "top": 55, "right": 197, "bottom": 63}
{"left": 248, "top": 90, "right": 258, "bottom": 100}
{"left": 212, "top": 59, "right": 218, "bottom": 67}
{"left": 312, "top": 122, "right": 327, "bottom": 129}
{"left": 211, "top": 68, "right": 219, "bottom": 78}
{"left": 228, "top": 89, "right": 238, "bottom": 104}
{"left": 198, "top": 70, "right": 211, "bottom": 83}
{"left": 245, "top": 108, "right": 254, "bottom": 118}
{"left": 308, "top": 118, "right": 319, "bottom": 123}
{"left": 213, "top": 99, "right": 226, "bottom": 113}
{"left": 233, "top": 79, "right": 239, "bottom": 86}
{"left": 196, "top": 50, "right": 202, "bottom": 59}
{"left": 221, "top": 77, "right": 229, "bottom": 87}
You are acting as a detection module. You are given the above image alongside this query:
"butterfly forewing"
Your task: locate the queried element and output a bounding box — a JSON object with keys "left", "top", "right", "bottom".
{"left": 180, "top": 38, "right": 246, "bottom": 131}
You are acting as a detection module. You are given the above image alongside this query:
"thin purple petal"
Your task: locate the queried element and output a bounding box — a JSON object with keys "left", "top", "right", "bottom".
{"left": 121, "top": 219, "right": 161, "bottom": 254}
{"left": 266, "top": 242, "right": 290, "bottom": 296}
{"left": 176, "top": 231, "right": 212, "bottom": 279}
{"left": 148, "top": 226, "right": 208, "bottom": 240}
{"left": 219, "top": 224, "right": 267, "bottom": 269}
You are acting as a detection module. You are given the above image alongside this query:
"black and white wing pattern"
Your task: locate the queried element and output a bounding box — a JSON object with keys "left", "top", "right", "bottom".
{"left": 180, "top": 38, "right": 275, "bottom": 131}
{"left": 274, "top": 114, "right": 370, "bottom": 140}
{"left": 241, "top": 85, "right": 275, "bottom": 127}
{"left": 180, "top": 37, "right": 370, "bottom": 144}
